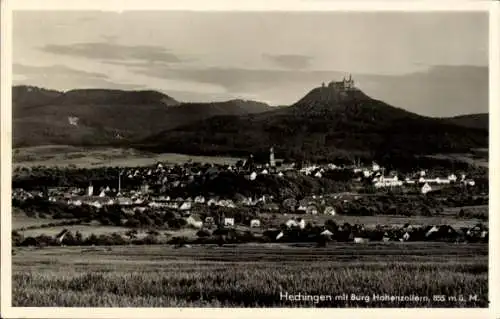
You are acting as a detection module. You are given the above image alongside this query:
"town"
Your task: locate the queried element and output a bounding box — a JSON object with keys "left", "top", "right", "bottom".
{"left": 12, "top": 147, "right": 488, "bottom": 248}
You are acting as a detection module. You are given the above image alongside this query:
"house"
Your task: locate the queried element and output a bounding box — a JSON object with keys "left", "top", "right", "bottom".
{"left": 425, "top": 225, "right": 439, "bottom": 237}
{"left": 116, "top": 197, "right": 132, "bottom": 206}
{"left": 324, "top": 206, "right": 336, "bottom": 216}
{"left": 402, "top": 232, "right": 410, "bottom": 241}
{"left": 207, "top": 198, "right": 218, "bottom": 206}
{"left": 224, "top": 217, "right": 235, "bottom": 227}
{"left": 306, "top": 205, "right": 318, "bottom": 215}
{"left": 250, "top": 219, "right": 261, "bottom": 228}
{"left": 68, "top": 199, "right": 83, "bottom": 206}
{"left": 87, "top": 185, "right": 94, "bottom": 196}
{"left": 55, "top": 229, "right": 69, "bottom": 245}
{"left": 276, "top": 231, "right": 284, "bottom": 240}
{"left": 90, "top": 201, "right": 102, "bottom": 208}
{"left": 185, "top": 215, "right": 203, "bottom": 229}
{"left": 194, "top": 196, "right": 205, "bottom": 204}
{"left": 435, "top": 177, "right": 450, "bottom": 184}
{"left": 297, "top": 218, "right": 306, "bottom": 230}
{"left": 297, "top": 205, "right": 307, "bottom": 212}
{"left": 328, "top": 163, "right": 337, "bottom": 170}
{"left": 285, "top": 219, "right": 298, "bottom": 228}
{"left": 179, "top": 202, "right": 192, "bottom": 211}
{"left": 320, "top": 229, "right": 333, "bottom": 236}
{"left": 421, "top": 183, "right": 432, "bottom": 194}
{"left": 218, "top": 200, "right": 236, "bottom": 208}
{"left": 247, "top": 172, "right": 258, "bottom": 181}
{"left": 353, "top": 237, "right": 368, "bottom": 243}
{"left": 167, "top": 202, "right": 179, "bottom": 209}
{"left": 262, "top": 203, "right": 279, "bottom": 211}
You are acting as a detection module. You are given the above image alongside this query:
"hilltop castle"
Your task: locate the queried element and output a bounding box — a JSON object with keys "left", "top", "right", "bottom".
{"left": 322, "top": 74, "right": 355, "bottom": 91}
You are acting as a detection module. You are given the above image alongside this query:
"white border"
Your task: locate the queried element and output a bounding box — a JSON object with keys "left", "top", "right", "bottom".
{"left": 1, "top": 1, "right": 498, "bottom": 318}
{"left": 7, "top": 0, "right": 493, "bottom": 11}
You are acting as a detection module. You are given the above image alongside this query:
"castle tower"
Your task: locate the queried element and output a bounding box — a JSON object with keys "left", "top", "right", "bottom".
{"left": 269, "top": 147, "right": 276, "bottom": 168}
{"left": 347, "top": 74, "right": 354, "bottom": 89}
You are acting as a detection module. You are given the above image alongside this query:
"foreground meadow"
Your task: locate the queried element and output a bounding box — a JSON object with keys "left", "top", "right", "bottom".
{"left": 12, "top": 242, "right": 488, "bottom": 307}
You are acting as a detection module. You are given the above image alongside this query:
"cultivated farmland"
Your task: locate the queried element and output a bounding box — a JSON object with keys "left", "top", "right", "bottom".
{"left": 12, "top": 243, "right": 488, "bottom": 307}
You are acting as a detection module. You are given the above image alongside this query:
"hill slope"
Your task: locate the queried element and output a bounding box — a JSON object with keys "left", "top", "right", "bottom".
{"left": 138, "top": 82, "right": 488, "bottom": 162}
{"left": 13, "top": 86, "right": 270, "bottom": 147}
{"left": 444, "top": 113, "right": 488, "bottom": 130}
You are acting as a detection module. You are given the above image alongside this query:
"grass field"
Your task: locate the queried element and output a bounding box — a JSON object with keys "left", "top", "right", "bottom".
{"left": 12, "top": 214, "right": 79, "bottom": 230}
{"left": 12, "top": 243, "right": 488, "bottom": 307}
{"left": 13, "top": 145, "right": 244, "bottom": 168}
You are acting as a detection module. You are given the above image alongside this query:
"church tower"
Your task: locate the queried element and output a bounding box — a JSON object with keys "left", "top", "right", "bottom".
{"left": 269, "top": 147, "right": 276, "bottom": 168}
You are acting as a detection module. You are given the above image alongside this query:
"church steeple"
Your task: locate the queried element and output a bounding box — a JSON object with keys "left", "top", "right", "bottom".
{"left": 269, "top": 146, "right": 276, "bottom": 168}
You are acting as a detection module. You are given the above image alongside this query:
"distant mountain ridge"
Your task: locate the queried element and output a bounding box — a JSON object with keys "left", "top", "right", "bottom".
{"left": 137, "top": 80, "right": 488, "bottom": 162}
{"left": 13, "top": 85, "right": 271, "bottom": 147}
{"left": 13, "top": 83, "right": 489, "bottom": 164}
{"left": 444, "top": 113, "right": 488, "bottom": 130}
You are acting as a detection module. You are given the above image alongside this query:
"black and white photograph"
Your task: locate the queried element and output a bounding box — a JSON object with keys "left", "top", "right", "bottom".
{"left": 1, "top": 0, "right": 497, "bottom": 317}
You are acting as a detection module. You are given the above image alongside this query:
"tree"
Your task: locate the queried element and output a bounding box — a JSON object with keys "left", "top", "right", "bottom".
{"left": 125, "top": 229, "right": 138, "bottom": 240}
{"left": 75, "top": 231, "right": 83, "bottom": 243}
{"left": 196, "top": 229, "right": 211, "bottom": 237}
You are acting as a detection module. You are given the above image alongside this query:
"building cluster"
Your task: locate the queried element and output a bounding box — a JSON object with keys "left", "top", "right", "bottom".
{"left": 12, "top": 148, "right": 477, "bottom": 229}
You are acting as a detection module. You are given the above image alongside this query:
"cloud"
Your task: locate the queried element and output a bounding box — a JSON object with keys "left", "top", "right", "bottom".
{"left": 263, "top": 54, "right": 313, "bottom": 69}
{"left": 13, "top": 63, "right": 144, "bottom": 91}
{"left": 40, "top": 42, "right": 185, "bottom": 64}
{"left": 133, "top": 63, "right": 487, "bottom": 115}
{"left": 358, "top": 65, "right": 488, "bottom": 117}
{"left": 13, "top": 61, "right": 487, "bottom": 116}
{"left": 134, "top": 65, "right": 342, "bottom": 92}
{"left": 14, "top": 63, "right": 109, "bottom": 79}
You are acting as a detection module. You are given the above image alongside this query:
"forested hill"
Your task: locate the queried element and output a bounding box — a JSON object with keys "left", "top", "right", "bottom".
{"left": 12, "top": 86, "right": 271, "bottom": 147}
{"left": 137, "top": 82, "right": 488, "bottom": 163}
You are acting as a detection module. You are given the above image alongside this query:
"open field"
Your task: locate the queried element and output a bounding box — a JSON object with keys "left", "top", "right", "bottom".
{"left": 12, "top": 213, "right": 80, "bottom": 230}
{"left": 16, "top": 224, "right": 199, "bottom": 240}
{"left": 18, "top": 225, "right": 133, "bottom": 237}
{"left": 12, "top": 243, "right": 488, "bottom": 307}
{"left": 13, "top": 145, "right": 244, "bottom": 168}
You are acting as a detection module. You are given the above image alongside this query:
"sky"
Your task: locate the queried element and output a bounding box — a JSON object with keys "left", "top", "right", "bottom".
{"left": 13, "top": 11, "right": 488, "bottom": 117}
